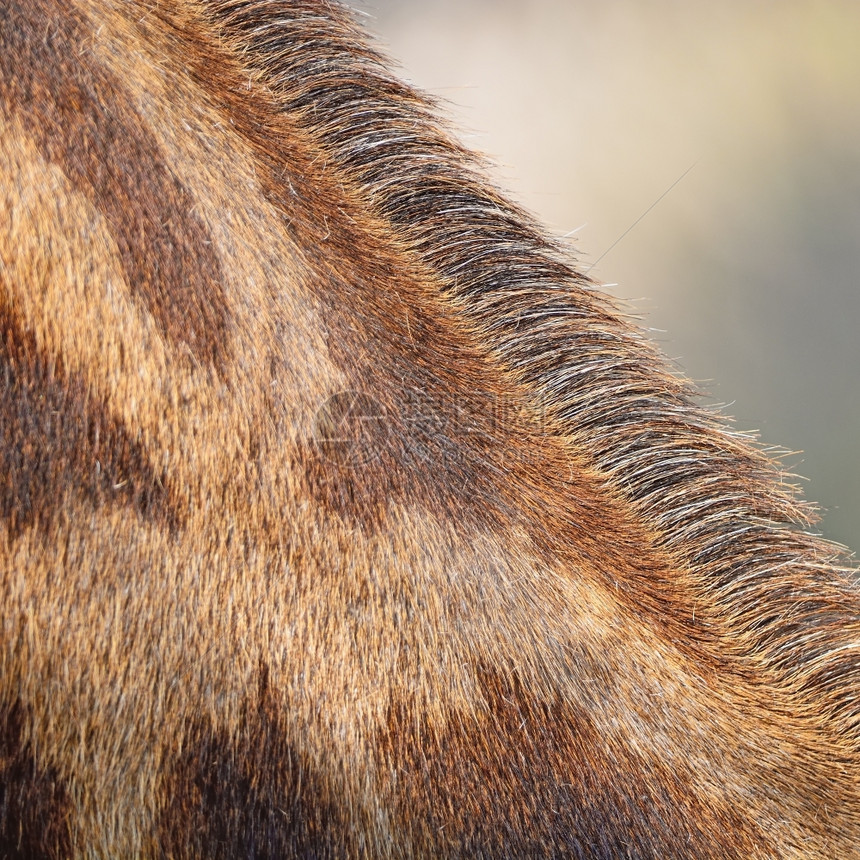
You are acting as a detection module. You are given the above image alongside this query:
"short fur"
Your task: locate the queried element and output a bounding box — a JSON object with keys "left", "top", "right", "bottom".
{"left": 0, "top": 1, "right": 858, "bottom": 858}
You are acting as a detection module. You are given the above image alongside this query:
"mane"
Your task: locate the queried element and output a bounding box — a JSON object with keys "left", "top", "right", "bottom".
{"left": 206, "top": 0, "right": 859, "bottom": 734}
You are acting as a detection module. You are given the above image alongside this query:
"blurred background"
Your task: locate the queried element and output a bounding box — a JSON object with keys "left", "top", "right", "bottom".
{"left": 359, "top": 0, "right": 860, "bottom": 554}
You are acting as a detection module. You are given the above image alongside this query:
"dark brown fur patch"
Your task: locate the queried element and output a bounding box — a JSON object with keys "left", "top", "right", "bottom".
{"left": 382, "top": 667, "right": 771, "bottom": 860}
{"left": 0, "top": 299, "right": 179, "bottom": 536}
{"left": 0, "top": 0, "right": 232, "bottom": 373}
{"left": 0, "top": 701, "right": 71, "bottom": 860}
{"left": 161, "top": 663, "right": 352, "bottom": 860}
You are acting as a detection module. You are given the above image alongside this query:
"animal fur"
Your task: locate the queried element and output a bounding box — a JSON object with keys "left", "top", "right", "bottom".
{"left": 1, "top": 1, "right": 858, "bottom": 857}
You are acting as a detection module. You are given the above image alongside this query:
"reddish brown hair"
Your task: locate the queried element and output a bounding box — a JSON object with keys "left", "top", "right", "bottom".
{"left": 0, "top": 1, "right": 858, "bottom": 857}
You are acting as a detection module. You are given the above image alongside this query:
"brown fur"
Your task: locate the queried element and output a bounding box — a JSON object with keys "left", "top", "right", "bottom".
{"left": 0, "top": 1, "right": 858, "bottom": 857}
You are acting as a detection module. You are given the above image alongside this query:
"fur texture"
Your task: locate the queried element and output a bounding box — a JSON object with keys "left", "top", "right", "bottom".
{"left": 0, "top": 1, "right": 858, "bottom": 857}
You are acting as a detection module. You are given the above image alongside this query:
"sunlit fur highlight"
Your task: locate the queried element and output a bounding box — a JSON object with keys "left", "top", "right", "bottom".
{"left": 0, "top": 1, "right": 858, "bottom": 857}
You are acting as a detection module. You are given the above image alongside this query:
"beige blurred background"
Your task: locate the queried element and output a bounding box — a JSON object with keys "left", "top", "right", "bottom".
{"left": 359, "top": 0, "right": 860, "bottom": 554}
